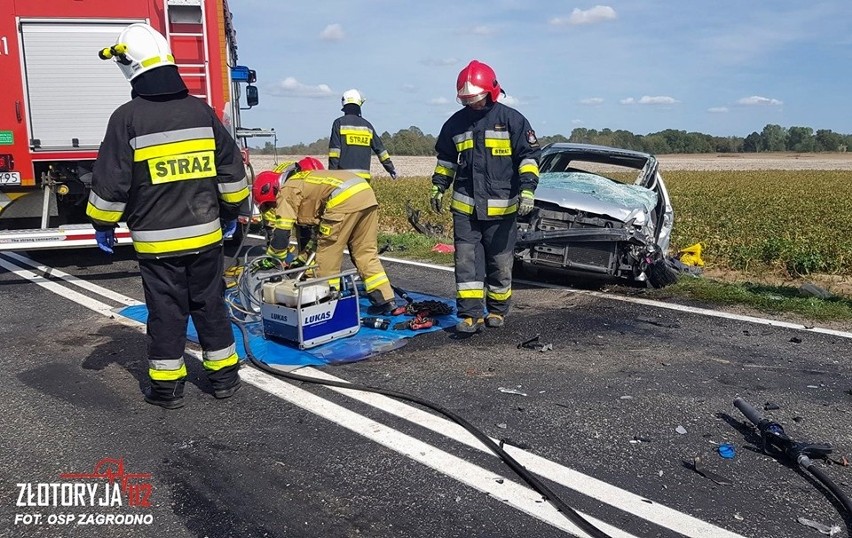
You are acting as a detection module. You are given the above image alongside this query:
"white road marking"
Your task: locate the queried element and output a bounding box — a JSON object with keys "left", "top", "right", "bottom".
{"left": 2, "top": 252, "right": 142, "bottom": 306}
{"left": 289, "top": 367, "right": 748, "bottom": 538}
{"left": 0, "top": 254, "right": 750, "bottom": 537}
{"left": 0, "top": 255, "right": 117, "bottom": 316}
{"left": 233, "top": 365, "right": 639, "bottom": 538}
{"left": 376, "top": 255, "right": 852, "bottom": 340}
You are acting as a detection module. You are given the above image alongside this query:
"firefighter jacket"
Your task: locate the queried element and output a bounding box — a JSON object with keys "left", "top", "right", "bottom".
{"left": 269, "top": 170, "right": 378, "bottom": 235}
{"left": 328, "top": 113, "right": 395, "bottom": 180}
{"left": 431, "top": 102, "right": 540, "bottom": 221}
{"left": 86, "top": 94, "right": 249, "bottom": 258}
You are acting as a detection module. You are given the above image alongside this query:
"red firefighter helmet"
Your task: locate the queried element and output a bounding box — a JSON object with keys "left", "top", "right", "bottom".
{"left": 252, "top": 171, "right": 282, "bottom": 206}
{"left": 297, "top": 157, "right": 324, "bottom": 172}
{"left": 456, "top": 60, "right": 501, "bottom": 106}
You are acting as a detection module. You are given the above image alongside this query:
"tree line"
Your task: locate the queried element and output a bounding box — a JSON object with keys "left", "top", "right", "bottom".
{"left": 254, "top": 124, "right": 851, "bottom": 156}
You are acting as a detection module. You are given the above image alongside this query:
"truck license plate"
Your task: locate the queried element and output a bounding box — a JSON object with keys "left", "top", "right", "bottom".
{"left": 0, "top": 172, "right": 21, "bottom": 185}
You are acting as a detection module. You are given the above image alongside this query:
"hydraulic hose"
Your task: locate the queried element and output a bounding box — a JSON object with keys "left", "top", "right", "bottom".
{"left": 733, "top": 397, "right": 852, "bottom": 524}
{"left": 233, "top": 319, "right": 613, "bottom": 538}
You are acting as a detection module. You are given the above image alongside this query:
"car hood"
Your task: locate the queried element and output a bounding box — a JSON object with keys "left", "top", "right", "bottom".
{"left": 535, "top": 172, "right": 658, "bottom": 225}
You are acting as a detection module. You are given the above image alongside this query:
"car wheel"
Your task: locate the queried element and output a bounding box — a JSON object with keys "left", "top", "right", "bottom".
{"left": 647, "top": 257, "right": 679, "bottom": 288}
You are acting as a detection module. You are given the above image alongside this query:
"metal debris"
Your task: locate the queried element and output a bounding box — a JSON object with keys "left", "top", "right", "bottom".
{"left": 690, "top": 456, "right": 731, "bottom": 486}
{"left": 636, "top": 316, "right": 681, "bottom": 329}
{"left": 796, "top": 517, "right": 840, "bottom": 536}
{"left": 498, "top": 387, "right": 528, "bottom": 397}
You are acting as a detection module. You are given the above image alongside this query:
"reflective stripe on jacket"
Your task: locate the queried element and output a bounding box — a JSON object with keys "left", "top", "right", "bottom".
{"left": 86, "top": 94, "right": 248, "bottom": 258}
{"left": 431, "top": 101, "right": 540, "bottom": 220}
{"left": 270, "top": 169, "right": 378, "bottom": 231}
{"left": 328, "top": 113, "right": 395, "bottom": 180}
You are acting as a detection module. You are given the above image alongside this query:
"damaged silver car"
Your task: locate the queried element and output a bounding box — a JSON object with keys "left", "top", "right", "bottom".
{"left": 515, "top": 143, "right": 678, "bottom": 287}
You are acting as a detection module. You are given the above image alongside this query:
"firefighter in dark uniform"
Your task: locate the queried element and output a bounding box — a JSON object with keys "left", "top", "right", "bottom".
{"left": 328, "top": 89, "right": 398, "bottom": 181}
{"left": 87, "top": 23, "right": 248, "bottom": 409}
{"left": 430, "top": 60, "right": 540, "bottom": 333}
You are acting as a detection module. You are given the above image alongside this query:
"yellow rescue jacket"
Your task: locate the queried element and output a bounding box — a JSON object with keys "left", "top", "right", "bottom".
{"left": 269, "top": 169, "right": 377, "bottom": 232}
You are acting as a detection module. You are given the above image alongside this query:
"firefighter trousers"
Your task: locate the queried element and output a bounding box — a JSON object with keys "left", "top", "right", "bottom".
{"left": 315, "top": 205, "right": 394, "bottom": 305}
{"left": 138, "top": 247, "right": 239, "bottom": 400}
{"left": 453, "top": 213, "right": 517, "bottom": 319}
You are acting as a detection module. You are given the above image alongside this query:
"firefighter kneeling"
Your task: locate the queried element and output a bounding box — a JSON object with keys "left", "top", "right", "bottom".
{"left": 252, "top": 157, "right": 398, "bottom": 314}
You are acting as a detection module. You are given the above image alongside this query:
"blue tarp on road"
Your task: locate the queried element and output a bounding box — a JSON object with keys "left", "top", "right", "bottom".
{"left": 118, "top": 291, "right": 457, "bottom": 370}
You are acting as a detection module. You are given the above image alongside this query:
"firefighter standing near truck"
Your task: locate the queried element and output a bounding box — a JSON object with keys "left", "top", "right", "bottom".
{"left": 252, "top": 158, "right": 398, "bottom": 314}
{"left": 430, "top": 60, "right": 540, "bottom": 333}
{"left": 86, "top": 23, "right": 248, "bottom": 409}
{"left": 328, "top": 89, "right": 398, "bottom": 181}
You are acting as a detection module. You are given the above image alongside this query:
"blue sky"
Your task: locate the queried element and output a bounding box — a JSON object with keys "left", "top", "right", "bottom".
{"left": 230, "top": 1, "right": 852, "bottom": 146}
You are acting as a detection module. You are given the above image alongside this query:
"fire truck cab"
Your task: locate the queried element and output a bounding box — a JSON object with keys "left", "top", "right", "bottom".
{"left": 0, "top": 0, "right": 268, "bottom": 250}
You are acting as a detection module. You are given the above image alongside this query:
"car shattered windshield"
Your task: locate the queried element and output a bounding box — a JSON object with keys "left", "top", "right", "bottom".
{"left": 537, "top": 171, "right": 659, "bottom": 214}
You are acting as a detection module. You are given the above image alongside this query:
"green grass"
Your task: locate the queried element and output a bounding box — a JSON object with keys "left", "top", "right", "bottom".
{"left": 642, "top": 275, "right": 852, "bottom": 322}
{"left": 369, "top": 172, "right": 852, "bottom": 322}
{"left": 377, "top": 231, "right": 455, "bottom": 265}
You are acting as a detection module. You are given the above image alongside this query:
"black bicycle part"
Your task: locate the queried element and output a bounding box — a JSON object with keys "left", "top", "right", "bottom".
{"left": 733, "top": 397, "right": 852, "bottom": 521}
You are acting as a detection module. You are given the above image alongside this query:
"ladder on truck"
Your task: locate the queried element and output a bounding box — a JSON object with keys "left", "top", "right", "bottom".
{"left": 163, "top": 0, "right": 213, "bottom": 106}
{"left": 0, "top": 1, "right": 217, "bottom": 252}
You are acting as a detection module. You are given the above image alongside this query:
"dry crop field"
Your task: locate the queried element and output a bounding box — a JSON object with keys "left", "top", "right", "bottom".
{"left": 249, "top": 153, "right": 852, "bottom": 280}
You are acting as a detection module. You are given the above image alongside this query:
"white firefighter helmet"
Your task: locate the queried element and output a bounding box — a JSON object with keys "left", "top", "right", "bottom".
{"left": 99, "top": 23, "right": 175, "bottom": 82}
{"left": 341, "top": 89, "right": 365, "bottom": 107}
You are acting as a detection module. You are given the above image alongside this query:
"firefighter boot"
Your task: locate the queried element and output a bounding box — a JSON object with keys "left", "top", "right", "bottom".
{"left": 455, "top": 317, "right": 484, "bottom": 333}
{"left": 367, "top": 299, "right": 398, "bottom": 316}
{"left": 210, "top": 365, "right": 242, "bottom": 400}
{"left": 143, "top": 381, "right": 186, "bottom": 410}
{"left": 485, "top": 314, "right": 505, "bottom": 328}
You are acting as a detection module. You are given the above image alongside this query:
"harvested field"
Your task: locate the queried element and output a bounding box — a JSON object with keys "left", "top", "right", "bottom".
{"left": 249, "top": 152, "right": 852, "bottom": 178}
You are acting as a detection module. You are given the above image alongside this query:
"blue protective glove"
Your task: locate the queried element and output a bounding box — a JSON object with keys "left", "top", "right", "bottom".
{"left": 95, "top": 229, "right": 116, "bottom": 254}
{"left": 221, "top": 219, "right": 238, "bottom": 239}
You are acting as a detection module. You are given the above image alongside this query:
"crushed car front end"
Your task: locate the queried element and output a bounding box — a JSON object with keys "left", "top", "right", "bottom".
{"left": 515, "top": 143, "right": 676, "bottom": 287}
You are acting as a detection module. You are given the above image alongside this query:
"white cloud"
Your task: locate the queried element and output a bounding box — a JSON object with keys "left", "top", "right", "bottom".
{"left": 579, "top": 97, "right": 604, "bottom": 105}
{"left": 737, "top": 95, "right": 783, "bottom": 106}
{"left": 320, "top": 23, "right": 344, "bottom": 41}
{"left": 572, "top": 119, "right": 583, "bottom": 125}
{"left": 401, "top": 84, "right": 417, "bottom": 92}
{"left": 267, "top": 77, "right": 334, "bottom": 98}
{"left": 499, "top": 94, "right": 520, "bottom": 106}
{"left": 621, "top": 96, "right": 679, "bottom": 105}
{"left": 421, "top": 57, "right": 459, "bottom": 67}
{"left": 470, "top": 25, "right": 497, "bottom": 36}
{"left": 707, "top": 106, "right": 729, "bottom": 113}
{"left": 429, "top": 97, "right": 451, "bottom": 106}
{"left": 550, "top": 5, "right": 617, "bottom": 26}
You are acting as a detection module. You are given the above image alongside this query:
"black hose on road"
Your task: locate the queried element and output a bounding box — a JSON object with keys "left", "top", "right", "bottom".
{"left": 234, "top": 320, "right": 613, "bottom": 538}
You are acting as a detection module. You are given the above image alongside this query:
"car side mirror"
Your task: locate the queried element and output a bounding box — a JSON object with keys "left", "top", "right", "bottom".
{"left": 245, "top": 85, "right": 259, "bottom": 108}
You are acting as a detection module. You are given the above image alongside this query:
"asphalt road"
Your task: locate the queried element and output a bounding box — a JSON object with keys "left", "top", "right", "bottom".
{"left": 1, "top": 242, "right": 851, "bottom": 538}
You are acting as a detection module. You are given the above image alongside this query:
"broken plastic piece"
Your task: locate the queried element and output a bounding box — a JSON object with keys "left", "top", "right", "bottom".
{"left": 676, "top": 425, "right": 688, "bottom": 435}
{"left": 431, "top": 243, "right": 455, "bottom": 253}
{"left": 677, "top": 242, "right": 705, "bottom": 267}
{"left": 718, "top": 443, "right": 736, "bottom": 459}
{"left": 517, "top": 334, "right": 553, "bottom": 351}
{"left": 498, "top": 387, "right": 528, "bottom": 397}
{"left": 796, "top": 517, "right": 841, "bottom": 536}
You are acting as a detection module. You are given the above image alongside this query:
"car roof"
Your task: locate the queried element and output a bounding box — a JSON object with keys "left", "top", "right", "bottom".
{"left": 542, "top": 143, "right": 656, "bottom": 169}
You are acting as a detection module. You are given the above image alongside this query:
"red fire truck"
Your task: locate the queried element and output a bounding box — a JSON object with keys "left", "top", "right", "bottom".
{"left": 0, "top": 0, "right": 269, "bottom": 250}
